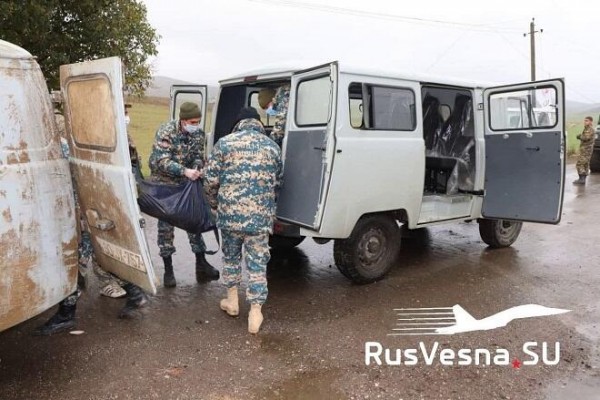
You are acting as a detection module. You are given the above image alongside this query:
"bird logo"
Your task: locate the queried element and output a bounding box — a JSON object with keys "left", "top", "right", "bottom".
{"left": 390, "top": 304, "right": 570, "bottom": 336}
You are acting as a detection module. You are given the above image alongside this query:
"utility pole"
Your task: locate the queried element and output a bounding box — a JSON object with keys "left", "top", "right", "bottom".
{"left": 523, "top": 18, "right": 543, "bottom": 81}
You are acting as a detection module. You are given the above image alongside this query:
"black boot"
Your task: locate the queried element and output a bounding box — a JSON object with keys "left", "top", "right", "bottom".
{"left": 118, "top": 283, "right": 149, "bottom": 319}
{"left": 163, "top": 256, "right": 176, "bottom": 288}
{"left": 196, "top": 252, "right": 219, "bottom": 282}
{"left": 573, "top": 175, "right": 587, "bottom": 185}
{"left": 33, "top": 303, "right": 76, "bottom": 336}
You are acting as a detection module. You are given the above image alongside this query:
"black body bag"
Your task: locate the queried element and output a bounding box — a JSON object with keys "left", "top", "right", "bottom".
{"left": 137, "top": 179, "right": 219, "bottom": 255}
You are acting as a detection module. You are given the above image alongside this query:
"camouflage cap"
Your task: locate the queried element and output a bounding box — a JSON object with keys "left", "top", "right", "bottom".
{"left": 258, "top": 88, "right": 276, "bottom": 110}
{"left": 179, "top": 102, "right": 201, "bottom": 120}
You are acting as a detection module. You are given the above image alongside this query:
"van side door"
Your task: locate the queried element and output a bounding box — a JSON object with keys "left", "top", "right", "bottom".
{"left": 60, "top": 57, "right": 157, "bottom": 294}
{"left": 482, "top": 79, "right": 565, "bottom": 223}
{"left": 276, "top": 62, "right": 338, "bottom": 230}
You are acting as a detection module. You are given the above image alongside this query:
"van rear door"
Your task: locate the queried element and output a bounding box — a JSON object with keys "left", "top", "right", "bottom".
{"left": 60, "top": 57, "right": 157, "bottom": 294}
{"left": 482, "top": 79, "right": 565, "bottom": 223}
{"left": 276, "top": 62, "right": 338, "bottom": 230}
{"left": 170, "top": 85, "right": 208, "bottom": 131}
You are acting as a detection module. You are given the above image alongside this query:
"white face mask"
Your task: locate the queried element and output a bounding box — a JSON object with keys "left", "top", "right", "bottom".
{"left": 183, "top": 123, "right": 200, "bottom": 134}
{"left": 125, "top": 115, "right": 130, "bottom": 125}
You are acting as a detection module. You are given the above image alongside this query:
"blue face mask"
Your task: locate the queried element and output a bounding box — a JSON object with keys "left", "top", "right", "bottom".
{"left": 266, "top": 105, "right": 278, "bottom": 117}
{"left": 183, "top": 123, "right": 200, "bottom": 134}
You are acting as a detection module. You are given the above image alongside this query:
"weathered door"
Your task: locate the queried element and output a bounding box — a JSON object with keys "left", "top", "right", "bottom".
{"left": 60, "top": 57, "right": 157, "bottom": 293}
{"left": 0, "top": 42, "right": 77, "bottom": 331}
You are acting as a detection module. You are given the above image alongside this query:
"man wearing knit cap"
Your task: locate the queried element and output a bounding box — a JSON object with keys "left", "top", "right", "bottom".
{"left": 205, "top": 107, "right": 282, "bottom": 334}
{"left": 149, "top": 102, "right": 219, "bottom": 287}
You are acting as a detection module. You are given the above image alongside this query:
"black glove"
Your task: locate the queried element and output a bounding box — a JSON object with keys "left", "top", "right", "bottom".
{"left": 577, "top": 134, "right": 581, "bottom": 140}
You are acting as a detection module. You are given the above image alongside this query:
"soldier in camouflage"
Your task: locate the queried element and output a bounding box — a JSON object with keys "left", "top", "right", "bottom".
{"left": 574, "top": 116, "right": 596, "bottom": 185}
{"left": 258, "top": 84, "right": 290, "bottom": 147}
{"left": 204, "top": 107, "right": 283, "bottom": 334}
{"left": 149, "top": 102, "right": 219, "bottom": 287}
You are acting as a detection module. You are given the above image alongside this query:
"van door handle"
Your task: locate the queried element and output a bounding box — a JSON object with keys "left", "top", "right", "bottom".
{"left": 313, "top": 146, "right": 326, "bottom": 151}
{"left": 526, "top": 146, "right": 540, "bottom": 152}
{"left": 85, "top": 209, "right": 115, "bottom": 231}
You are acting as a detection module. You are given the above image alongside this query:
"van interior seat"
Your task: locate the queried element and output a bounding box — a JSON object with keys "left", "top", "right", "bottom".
{"left": 422, "top": 93, "right": 475, "bottom": 194}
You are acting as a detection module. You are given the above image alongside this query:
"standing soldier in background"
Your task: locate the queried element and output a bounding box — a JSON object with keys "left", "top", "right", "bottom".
{"left": 149, "top": 102, "right": 219, "bottom": 287}
{"left": 205, "top": 107, "right": 282, "bottom": 334}
{"left": 573, "top": 116, "right": 596, "bottom": 185}
{"left": 258, "top": 84, "right": 290, "bottom": 147}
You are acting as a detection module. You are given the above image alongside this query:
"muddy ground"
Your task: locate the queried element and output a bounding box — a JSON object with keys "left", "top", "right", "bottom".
{"left": 1, "top": 169, "right": 599, "bottom": 400}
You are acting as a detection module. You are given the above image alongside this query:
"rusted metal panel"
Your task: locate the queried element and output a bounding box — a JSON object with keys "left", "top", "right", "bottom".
{"left": 60, "top": 58, "right": 157, "bottom": 294}
{"left": 0, "top": 47, "right": 78, "bottom": 332}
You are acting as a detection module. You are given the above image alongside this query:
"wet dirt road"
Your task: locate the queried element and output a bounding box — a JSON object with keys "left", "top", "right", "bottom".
{"left": 1, "top": 169, "right": 599, "bottom": 400}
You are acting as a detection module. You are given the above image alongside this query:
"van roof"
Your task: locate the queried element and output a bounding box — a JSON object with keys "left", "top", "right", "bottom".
{"left": 222, "top": 61, "right": 496, "bottom": 89}
{"left": 0, "top": 40, "right": 33, "bottom": 59}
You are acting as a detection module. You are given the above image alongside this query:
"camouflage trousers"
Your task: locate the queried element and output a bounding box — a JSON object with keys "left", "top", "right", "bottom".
{"left": 157, "top": 220, "right": 207, "bottom": 258}
{"left": 221, "top": 230, "right": 270, "bottom": 305}
{"left": 576, "top": 141, "right": 594, "bottom": 176}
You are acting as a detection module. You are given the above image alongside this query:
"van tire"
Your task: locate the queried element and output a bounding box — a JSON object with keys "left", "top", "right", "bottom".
{"left": 269, "top": 235, "right": 305, "bottom": 249}
{"left": 334, "top": 215, "right": 401, "bottom": 284}
{"left": 478, "top": 219, "right": 522, "bottom": 248}
{"left": 590, "top": 150, "right": 600, "bottom": 173}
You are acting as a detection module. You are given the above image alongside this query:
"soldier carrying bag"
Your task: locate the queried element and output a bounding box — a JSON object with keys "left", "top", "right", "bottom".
{"left": 137, "top": 179, "right": 220, "bottom": 255}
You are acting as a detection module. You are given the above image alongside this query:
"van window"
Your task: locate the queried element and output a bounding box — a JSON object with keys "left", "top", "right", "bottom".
{"left": 173, "top": 91, "right": 203, "bottom": 121}
{"left": 349, "top": 83, "right": 416, "bottom": 131}
{"left": 65, "top": 77, "right": 116, "bottom": 151}
{"left": 489, "top": 87, "right": 557, "bottom": 131}
{"left": 296, "top": 75, "right": 331, "bottom": 126}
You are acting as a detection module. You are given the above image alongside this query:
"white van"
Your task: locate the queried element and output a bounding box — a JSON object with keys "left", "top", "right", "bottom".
{"left": 0, "top": 41, "right": 156, "bottom": 332}
{"left": 173, "top": 61, "right": 565, "bottom": 284}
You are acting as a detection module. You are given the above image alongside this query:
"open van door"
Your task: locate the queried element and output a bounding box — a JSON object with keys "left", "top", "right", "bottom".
{"left": 482, "top": 79, "right": 565, "bottom": 223}
{"left": 170, "top": 85, "right": 208, "bottom": 132}
{"left": 276, "top": 62, "right": 338, "bottom": 230}
{"left": 60, "top": 57, "right": 157, "bottom": 294}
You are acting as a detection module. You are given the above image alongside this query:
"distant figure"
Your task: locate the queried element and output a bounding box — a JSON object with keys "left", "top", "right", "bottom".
{"left": 573, "top": 116, "right": 596, "bottom": 185}
{"left": 258, "top": 85, "right": 290, "bottom": 147}
{"left": 149, "top": 102, "right": 219, "bottom": 287}
{"left": 205, "top": 109, "right": 282, "bottom": 334}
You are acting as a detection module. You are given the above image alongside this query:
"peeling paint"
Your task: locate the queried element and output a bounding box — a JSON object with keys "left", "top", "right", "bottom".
{"left": 2, "top": 208, "right": 11, "bottom": 223}
{"left": 0, "top": 49, "right": 77, "bottom": 332}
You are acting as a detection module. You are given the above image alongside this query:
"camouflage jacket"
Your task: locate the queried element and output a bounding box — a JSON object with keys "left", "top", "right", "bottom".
{"left": 149, "top": 120, "right": 204, "bottom": 183}
{"left": 205, "top": 119, "right": 283, "bottom": 234}
{"left": 270, "top": 84, "right": 290, "bottom": 147}
{"left": 581, "top": 125, "right": 595, "bottom": 143}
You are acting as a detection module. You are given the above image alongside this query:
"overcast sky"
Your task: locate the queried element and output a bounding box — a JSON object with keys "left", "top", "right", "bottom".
{"left": 141, "top": 0, "right": 599, "bottom": 103}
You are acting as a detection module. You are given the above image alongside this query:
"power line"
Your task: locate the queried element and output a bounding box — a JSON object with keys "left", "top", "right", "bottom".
{"left": 247, "top": 0, "right": 522, "bottom": 33}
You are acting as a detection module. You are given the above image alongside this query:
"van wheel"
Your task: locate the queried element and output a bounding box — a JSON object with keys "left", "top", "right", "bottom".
{"left": 590, "top": 150, "right": 600, "bottom": 173}
{"left": 478, "top": 219, "right": 522, "bottom": 248}
{"left": 334, "top": 215, "right": 401, "bottom": 284}
{"left": 269, "top": 235, "right": 305, "bottom": 249}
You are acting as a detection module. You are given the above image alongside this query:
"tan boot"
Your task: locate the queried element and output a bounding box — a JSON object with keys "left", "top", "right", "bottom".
{"left": 219, "top": 287, "right": 239, "bottom": 316}
{"left": 248, "top": 304, "right": 264, "bottom": 334}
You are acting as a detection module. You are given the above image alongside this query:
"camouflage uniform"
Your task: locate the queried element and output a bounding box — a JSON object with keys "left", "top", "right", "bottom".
{"left": 576, "top": 125, "right": 595, "bottom": 176}
{"left": 205, "top": 119, "right": 283, "bottom": 305}
{"left": 148, "top": 120, "right": 207, "bottom": 257}
{"left": 270, "top": 84, "right": 291, "bottom": 147}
